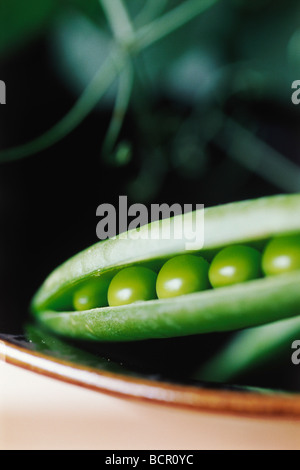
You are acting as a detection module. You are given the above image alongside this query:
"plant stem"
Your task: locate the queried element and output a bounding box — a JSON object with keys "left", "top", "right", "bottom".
{"left": 134, "top": 0, "right": 220, "bottom": 50}
{"left": 102, "top": 61, "right": 134, "bottom": 161}
{"left": 100, "top": 0, "right": 134, "bottom": 44}
{"left": 134, "top": 0, "right": 169, "bottom": 28}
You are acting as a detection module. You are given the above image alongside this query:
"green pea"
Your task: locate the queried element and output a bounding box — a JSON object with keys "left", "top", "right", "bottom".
{"left": 208, "top": 245, "right": 262, "bottom": 288}
{"left": 156, "top": 254, "right": 209, "bottom": 299}
{"left": 108, "top": 266, "right": 157, "bottom": 307}
{"left": 262, "top": 234, "right": 300, "bottom": 276}
{"left": 73, "top": 278, "right": 110, "bottom": 311}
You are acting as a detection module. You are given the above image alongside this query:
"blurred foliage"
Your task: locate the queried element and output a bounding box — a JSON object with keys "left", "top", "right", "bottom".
{"left": 1, "top": 0, "right": 300, "bottom": 199}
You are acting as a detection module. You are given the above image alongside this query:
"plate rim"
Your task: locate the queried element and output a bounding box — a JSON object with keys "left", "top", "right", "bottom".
{"left": 1, "top": 338, "right": 300, "bottom": 419}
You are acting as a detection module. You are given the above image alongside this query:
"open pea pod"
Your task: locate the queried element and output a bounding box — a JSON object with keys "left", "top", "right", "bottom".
{"left": 31, "top": 193, "right": 300, "bottom": 341}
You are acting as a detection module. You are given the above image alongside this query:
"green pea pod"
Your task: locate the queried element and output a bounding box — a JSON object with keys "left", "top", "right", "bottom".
{"left": 194, "top": 316, "right": 300, "bottom": 383}
{"left": 31, "top": 193, "right": 300, "bottom": 341}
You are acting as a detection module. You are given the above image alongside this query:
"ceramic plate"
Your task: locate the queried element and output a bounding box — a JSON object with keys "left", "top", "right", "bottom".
{"left": 1, "top": 324, "right": 300, "bottom": 418}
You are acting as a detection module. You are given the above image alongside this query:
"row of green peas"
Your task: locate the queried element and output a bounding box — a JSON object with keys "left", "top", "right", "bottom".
{"left": 73, "top": 234, "right": 300, "bottom": 311}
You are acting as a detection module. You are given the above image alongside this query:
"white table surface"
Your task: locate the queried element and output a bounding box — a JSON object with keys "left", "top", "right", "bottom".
{"left": 0, "top": 360, "right": 300, "bottom": 450}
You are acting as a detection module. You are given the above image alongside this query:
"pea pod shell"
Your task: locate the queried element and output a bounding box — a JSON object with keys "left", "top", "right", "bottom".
{"left": 35, "top": 271, "right": 300, "bottom": 341}
{"left": 32, "top": 193, "right": 300, "bottom": 341}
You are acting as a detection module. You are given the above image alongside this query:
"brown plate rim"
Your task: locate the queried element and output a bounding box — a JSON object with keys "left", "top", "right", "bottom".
{"left": 1, "top": 338, "right": 300, "bottom": 419}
